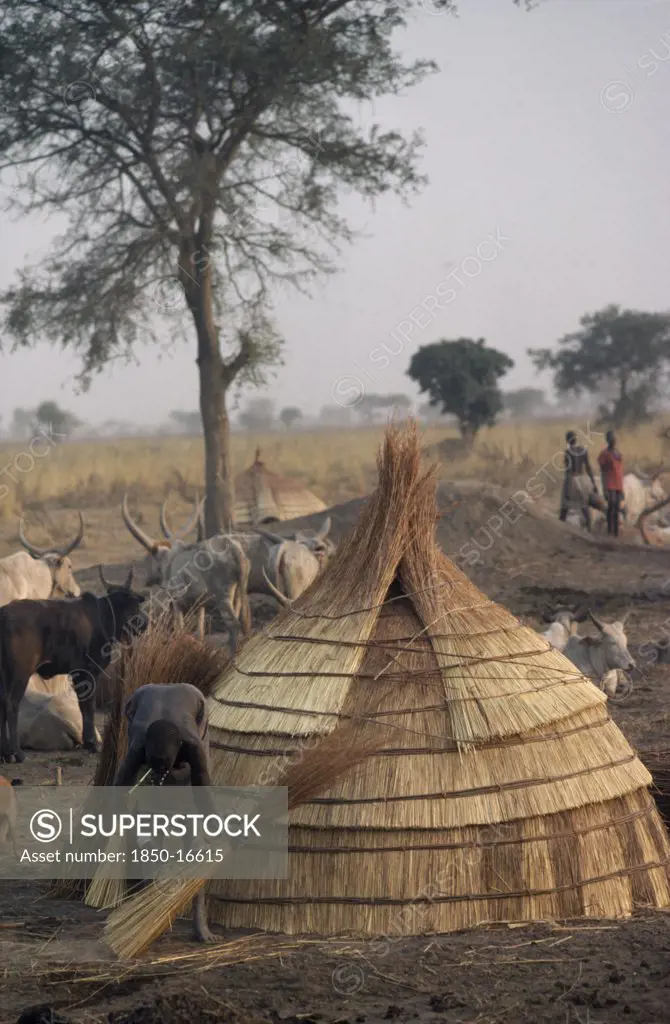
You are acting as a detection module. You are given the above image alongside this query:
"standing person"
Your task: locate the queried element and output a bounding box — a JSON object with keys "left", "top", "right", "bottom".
{"left": 598, "top": 430, "right": 625, "bottom": 537}
{"left": 559, "top": 430, "right": 599, "bottom": 532}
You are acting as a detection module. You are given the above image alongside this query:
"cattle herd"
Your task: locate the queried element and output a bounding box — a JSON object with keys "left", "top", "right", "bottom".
{"left": 0, "top": 497, "right": 336, "bottom": 763}
{"left": 0, "top": 478, "right": 659, "bottom": 764}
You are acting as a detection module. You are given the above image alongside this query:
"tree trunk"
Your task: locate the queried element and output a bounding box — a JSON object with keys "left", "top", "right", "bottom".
{"left": 183, "top": 238, "right": 234, "bottom": 536}
{"left": 197, "top": 326, "right": 234, "bottom": 536}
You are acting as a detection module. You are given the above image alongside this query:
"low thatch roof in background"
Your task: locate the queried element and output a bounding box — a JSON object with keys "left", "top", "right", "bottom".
{"left": 207, "top": 422, "right": 670, "bottom": 937}
{"left": 234, "top": 448, "right": 326, "bottom": 526}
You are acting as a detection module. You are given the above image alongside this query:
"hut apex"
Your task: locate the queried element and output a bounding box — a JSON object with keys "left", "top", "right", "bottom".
{"left": 204, "top": 421, "right": 670, "bottom": 936}
{"left": 234, "top": 449, "right": 326, "bottom": 526}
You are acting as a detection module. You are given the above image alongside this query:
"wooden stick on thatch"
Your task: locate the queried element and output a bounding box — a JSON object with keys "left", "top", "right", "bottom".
{"left": 104, "top": 727, "right": 381, "bottom": 959}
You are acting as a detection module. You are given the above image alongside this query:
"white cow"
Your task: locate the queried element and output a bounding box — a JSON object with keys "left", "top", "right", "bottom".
{"left": 122, "top": 496, "right": 251, "bottom": 647}
{"left": 541, "top": 611, "right": 579, "bottom": 652}
{"left": 19, "top": 682, "right": 102, "bottom": 751}
{"left": 622, "top": 471, "right": 667, "bottom": 524}
{"left": 562, "top": 612, "right": 635, "bottom": 698}
{"left": 123, "top": 496, "right": 333, "bottom": 609}
{"left": 0, "top": 513, "right": 84, "bottom": 604}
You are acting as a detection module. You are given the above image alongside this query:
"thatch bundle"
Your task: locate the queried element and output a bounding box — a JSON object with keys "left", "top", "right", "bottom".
{"left": 234, "top": 448, "right": 326, "bottom": 525}
{"left": 202, "top": 421, "right": 670, "bottom": 936}
{"left": 94, "top": 612, "right": 230, "bottom": 788}
{"left": 51, "top": 617, "right": 232, "bottom": 906}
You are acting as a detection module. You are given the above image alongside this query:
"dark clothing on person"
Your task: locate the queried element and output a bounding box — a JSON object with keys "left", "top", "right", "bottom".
{"left": 606, "top": 489, "right": 622, "bottom": 537}
{"left": 559, "top": 440, "right": 597, "bottom": 531}
{"left": 599, "top": 443, "right": 624, "bottom": 536}
{"left": 564, "top": 446, "right": 594, "bottom": 478}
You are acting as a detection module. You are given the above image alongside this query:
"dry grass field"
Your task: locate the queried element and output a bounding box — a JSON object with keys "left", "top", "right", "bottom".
{"left": 1, "top": 416, "right": 669, "bottom": 522}
{"left": 2, "top": 414, "right": 669, "bottom": 567}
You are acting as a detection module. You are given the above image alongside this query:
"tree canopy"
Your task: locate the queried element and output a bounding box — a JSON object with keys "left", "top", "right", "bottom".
{"left": 280, "top": 406, "right": 302, "bottom": 429}
{"left": 503, "top": 387, "right": 547, "bottom": 419}
{"left": 356, "top": 393, "right": 412, "bottom": 423}
{"left": 0, "top": 0, "right": 437, "bottom": 531}
{"left": 407, "top": 338, "right": 514, "bottom": 439}
{"left": 11, "top": 402, "right": 81, "bottom": 438}
{"left": 239, "top": 397, "right": 275, "bottom": 432}
{"left": 529, "top": 305, "right": 670, "bottom": 428}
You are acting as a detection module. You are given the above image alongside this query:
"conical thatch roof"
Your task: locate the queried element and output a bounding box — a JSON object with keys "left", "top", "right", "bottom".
{"left": 234, "top": 448, "right": 326, "bottom": 525}
{"left": 207, "top": 422, "right": 670, "bottom": 936}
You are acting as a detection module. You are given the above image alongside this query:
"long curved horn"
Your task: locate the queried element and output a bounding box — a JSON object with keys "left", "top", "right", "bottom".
{"left": 121, "top": 494, "right": 158, "bottom": 552}
{"left": 588, "top": 610, "right": 606, "bottom": 632}
{"left": 159, "top": 493, "right": 202, "bottom": 541}
{"left": 314, "top": 516, "right": 332, "bottom": 542}
{"left": 159, "top": 500, "right": 173, "bottom": 540}
{"left": 18, "top": 518, "right": 52, "bottom": 558}
{"left": 262, "top": 568, "right": 292, "bottom": 607}
{"left": 573, "top": 603, "right": 590, "bottom": 623}
{"left": 57, "top": 511, "right": 85, "bottom": 556}
{"left": 637, "top": 493, "right": 670, "bottom": 543}
{"left": 252, "top": 526, "right": 285, "bottom": 544}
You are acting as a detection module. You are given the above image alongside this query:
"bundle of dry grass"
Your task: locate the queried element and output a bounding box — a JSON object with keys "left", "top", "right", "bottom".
{"left": 93, "top": 611, "right": 229, "bottom": 789}
{"left": 234, "top": 447, "right": 326, "bottom": 525}
{"left": 104, "top": 726, "right": 382, "bottom": 958}
{"left": 78, "top": 616, "right": 230, "bottom": 910}
{"left": 195, "top": 419, "right": 670, "bottom": 937}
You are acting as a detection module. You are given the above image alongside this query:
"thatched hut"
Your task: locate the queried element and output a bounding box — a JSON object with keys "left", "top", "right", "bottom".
{"left": 207, "top": 423, "right": 670, "bottom": 936}
{"left": 234, "top": 448, "right": 326, "bottom": 525}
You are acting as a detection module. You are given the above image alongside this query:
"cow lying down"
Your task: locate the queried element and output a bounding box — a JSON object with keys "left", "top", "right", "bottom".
{"left": 19, "top": 681, "right": 102, "bottom": 751}
{"left": 540, "top": 609, "right": 635, "bottom": 699}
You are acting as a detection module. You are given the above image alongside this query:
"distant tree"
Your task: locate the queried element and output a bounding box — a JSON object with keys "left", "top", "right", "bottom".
{"left": 11, "top": 407, "right": 35, "bottom": 439}
{"left": 169, "top": 410, "right": 203, "bottom": 436}
{"left": 356, "top": 394, "right": 380, "bottom": 424}
{"left": 34, "top": 401, "right": 81, "bottom": 439}
{"left": 408, "top": 338, "right": 514, "bottom": 440}
{"left": 529, "top": 305, "right": 670, "bottom": 428}
{"left": 239, "top": 398, "right": 276, "bottom": 432}
{"left": 503, "top": 387, "right": 547, "bottom": 419}
{"left": 318, "top": 405, "right": 352, "bottom": 428}
{"left": 356, "top": 393, "right": 411, "bottom": 423}
{"left": 386, "top": 393, "right": 412, "bottom": 416}
{"left": 280, "top": 406, "right": 303, "bottom": 430}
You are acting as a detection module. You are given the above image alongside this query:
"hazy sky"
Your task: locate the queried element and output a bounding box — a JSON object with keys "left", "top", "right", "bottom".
{"left": 2, "top": 0, "right": 669, "bottom": 427}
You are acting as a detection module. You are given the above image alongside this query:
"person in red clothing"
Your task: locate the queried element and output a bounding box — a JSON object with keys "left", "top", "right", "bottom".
{"left": 598, "top": 430, "right": 625, "bottom": 536}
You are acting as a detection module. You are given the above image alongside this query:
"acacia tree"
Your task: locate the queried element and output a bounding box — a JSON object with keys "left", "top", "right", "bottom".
{"left": 35, "top": 401, "right": 82, "bottom": 438}
{"left": 529, "top": 305, "right": 670, "bottom": 428}
{"left": 0, "top": 0, "right": 438, "bottom": 533}
{"left": 408, "top": 338, "right": 514, "bottom": 439}
{"left": 280, "top": 406, "right": 302, "bottom": 429}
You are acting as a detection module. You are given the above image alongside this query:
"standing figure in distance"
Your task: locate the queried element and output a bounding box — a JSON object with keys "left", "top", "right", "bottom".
{"left": 559, "top": 430, "right": 599, "bottom": 532}
{"left": 598, "top": 430, "right": 625, "bottom": 537}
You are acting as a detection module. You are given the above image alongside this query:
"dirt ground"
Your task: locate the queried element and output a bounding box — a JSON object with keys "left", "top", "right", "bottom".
{"left": 4, "top": 489, "right": 670, "bottom": 1023}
